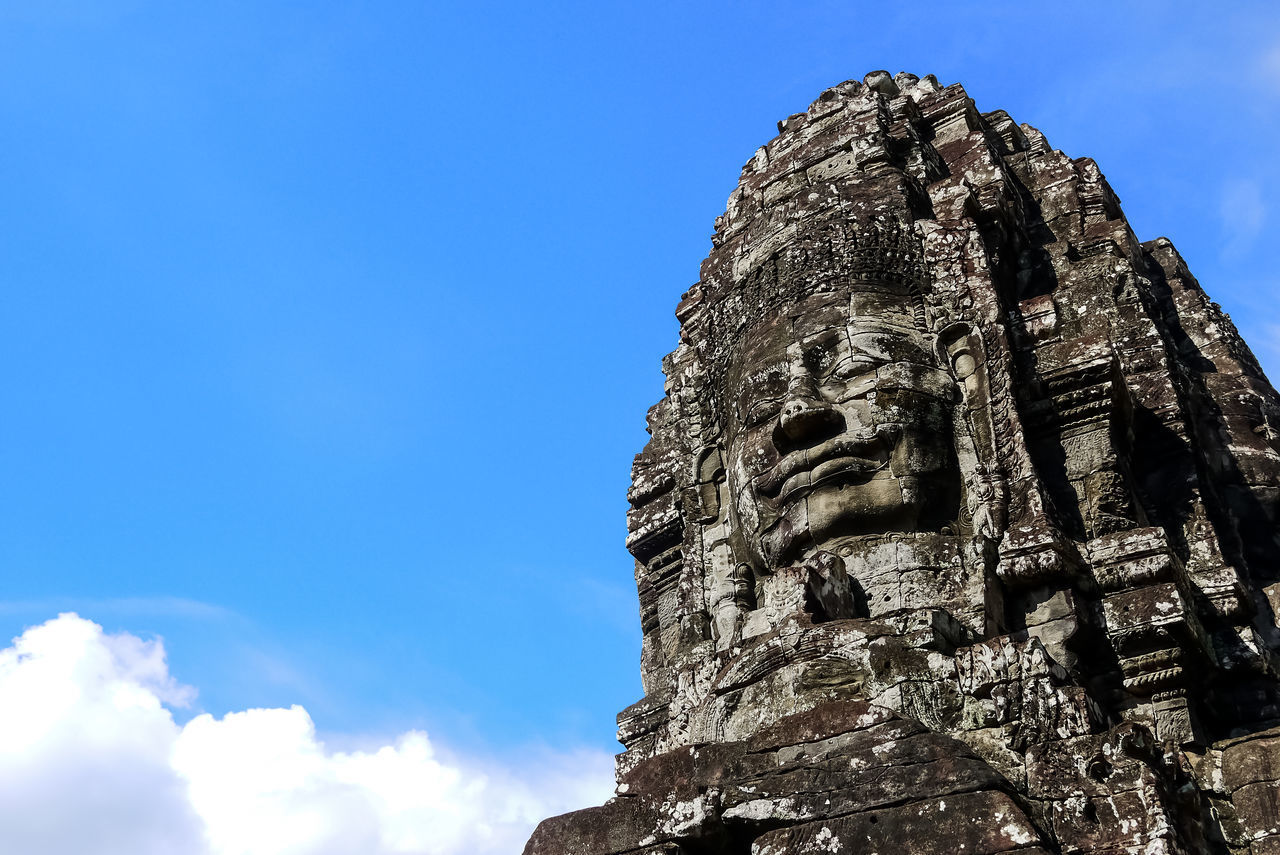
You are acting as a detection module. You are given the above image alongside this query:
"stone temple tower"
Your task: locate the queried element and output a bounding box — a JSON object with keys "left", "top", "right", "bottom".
{"left": 524, "top": 72, "right": 1280, "bottom": 854}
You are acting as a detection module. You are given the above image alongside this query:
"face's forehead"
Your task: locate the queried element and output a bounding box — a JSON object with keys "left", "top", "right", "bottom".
{"left": 724, "top": 287, "right": 927, "bottom": 406}
{"left": 788, "top": 295, "right": 851, "bottom": 340}
{"left": 728, "top": 294, "right": 848, "bottom": 387}
{"left": 847, "top": 287, "right": 918, "bottom": 329}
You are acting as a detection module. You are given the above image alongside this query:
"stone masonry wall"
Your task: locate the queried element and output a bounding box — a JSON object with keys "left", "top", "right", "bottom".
{"left": 526, "top": 72, "right": 1280, "bottom": 855}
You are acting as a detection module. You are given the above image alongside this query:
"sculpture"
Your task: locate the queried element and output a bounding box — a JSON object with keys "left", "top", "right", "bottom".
{"left": 525, "top": 71, "right": 1280, "bottom": 855}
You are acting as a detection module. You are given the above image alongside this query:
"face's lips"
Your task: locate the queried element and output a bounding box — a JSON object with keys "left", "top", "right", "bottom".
{"left": 755, "top": 425, "right": 899, "bottom": 506}
{"left": 774, "top": 454, "right": 888, "bottom": 506}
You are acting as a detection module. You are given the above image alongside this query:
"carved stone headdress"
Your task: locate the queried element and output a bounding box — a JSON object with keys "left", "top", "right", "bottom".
{"left": 698, "top": 216, "right": 930, "bottom": 389}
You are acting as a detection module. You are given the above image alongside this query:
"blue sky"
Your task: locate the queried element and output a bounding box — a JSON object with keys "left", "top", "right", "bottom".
{"left": 0, "top": 2, "right": 1278, "bottom": 852}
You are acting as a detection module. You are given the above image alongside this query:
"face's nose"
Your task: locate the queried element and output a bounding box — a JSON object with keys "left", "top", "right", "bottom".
{"left": 774, "top": 371, "right": 843, "bottom": 451}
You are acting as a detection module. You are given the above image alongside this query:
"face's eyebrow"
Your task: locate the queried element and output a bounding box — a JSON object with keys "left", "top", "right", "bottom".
{"left": 797, "top": 325, "right": 842, "bottom": 349}
{"left": 847, "top": 341, "right": 885, "bottom": 360}
{"left": 845, "top": 330, "right": 918, "bottom": 363}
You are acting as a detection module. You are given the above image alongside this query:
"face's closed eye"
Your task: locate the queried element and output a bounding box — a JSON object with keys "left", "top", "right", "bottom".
{"left": 815, "top": 355, "right": 880, "bottom": 402}
{"left": 743, "top": 396, "right": 784, "bottom": 427}
{"left": 733, "top": 364, "right": 788, "bottom": 428}
{"left": 825, "top": 354, "right": 878, "bottom": 380}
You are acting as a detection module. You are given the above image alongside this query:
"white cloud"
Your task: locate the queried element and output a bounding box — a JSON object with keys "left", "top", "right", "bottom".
{"left": 0, "top": 614, "right": 614, "bottom": 855}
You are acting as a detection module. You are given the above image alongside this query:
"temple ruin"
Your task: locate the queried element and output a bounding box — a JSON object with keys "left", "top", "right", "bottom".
{"left": 524, "top": 71, "right": 1280, "bottom": 854}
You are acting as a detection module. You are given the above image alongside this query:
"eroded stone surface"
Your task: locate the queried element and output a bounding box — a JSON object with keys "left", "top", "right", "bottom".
{"left": 525, "top": 71, "right": 1280, "bottom": 854}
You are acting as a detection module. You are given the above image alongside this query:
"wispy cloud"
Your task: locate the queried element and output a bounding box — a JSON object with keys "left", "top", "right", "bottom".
{"left": 0, "top": 614, "right": 614, "bottom": 855}
{"left": 0, "top": 596, "right": 235, "bottom": 621}
{"left": 1219, "top": 178, "right": 1268, "bottom": 261}
{"left": 1262, "top": 40, "right": 1280, "bottom": 95}
{"left": 1257, "top": 323, "right": 1280, "bottom": 382}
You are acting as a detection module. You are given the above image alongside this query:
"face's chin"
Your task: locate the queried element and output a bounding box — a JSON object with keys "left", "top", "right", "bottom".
{"left": 806, "top": 475, "right": 923, "bottom": 539}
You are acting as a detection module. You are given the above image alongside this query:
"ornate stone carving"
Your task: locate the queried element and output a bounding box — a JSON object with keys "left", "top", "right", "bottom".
{"left": 525, "top": 71, "right": 1280, "bottom": 855}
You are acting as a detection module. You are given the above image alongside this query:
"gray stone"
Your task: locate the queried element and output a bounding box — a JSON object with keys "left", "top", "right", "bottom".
{"left": 524, "top": 71, "right": 1280, "bottom": 854}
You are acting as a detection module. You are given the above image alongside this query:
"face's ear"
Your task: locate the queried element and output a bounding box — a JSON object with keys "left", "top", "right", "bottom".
{"left": 939, "top": 325, "right": 981, "bottom": 394}
{"left": 938, "top": 325, "right": 995, "bottom": 448}
{"left": 687, "top": 446, "right": 725, "bottom": 523}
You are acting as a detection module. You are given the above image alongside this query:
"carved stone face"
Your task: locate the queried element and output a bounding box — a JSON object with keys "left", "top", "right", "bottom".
{"left": 723, "top": 287, "right": 959, "bottom": 572}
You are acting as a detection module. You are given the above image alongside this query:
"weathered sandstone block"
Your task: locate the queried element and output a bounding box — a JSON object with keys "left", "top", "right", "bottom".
{"left": 526, "top": 71, "right": 1280, "bottom": 855}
